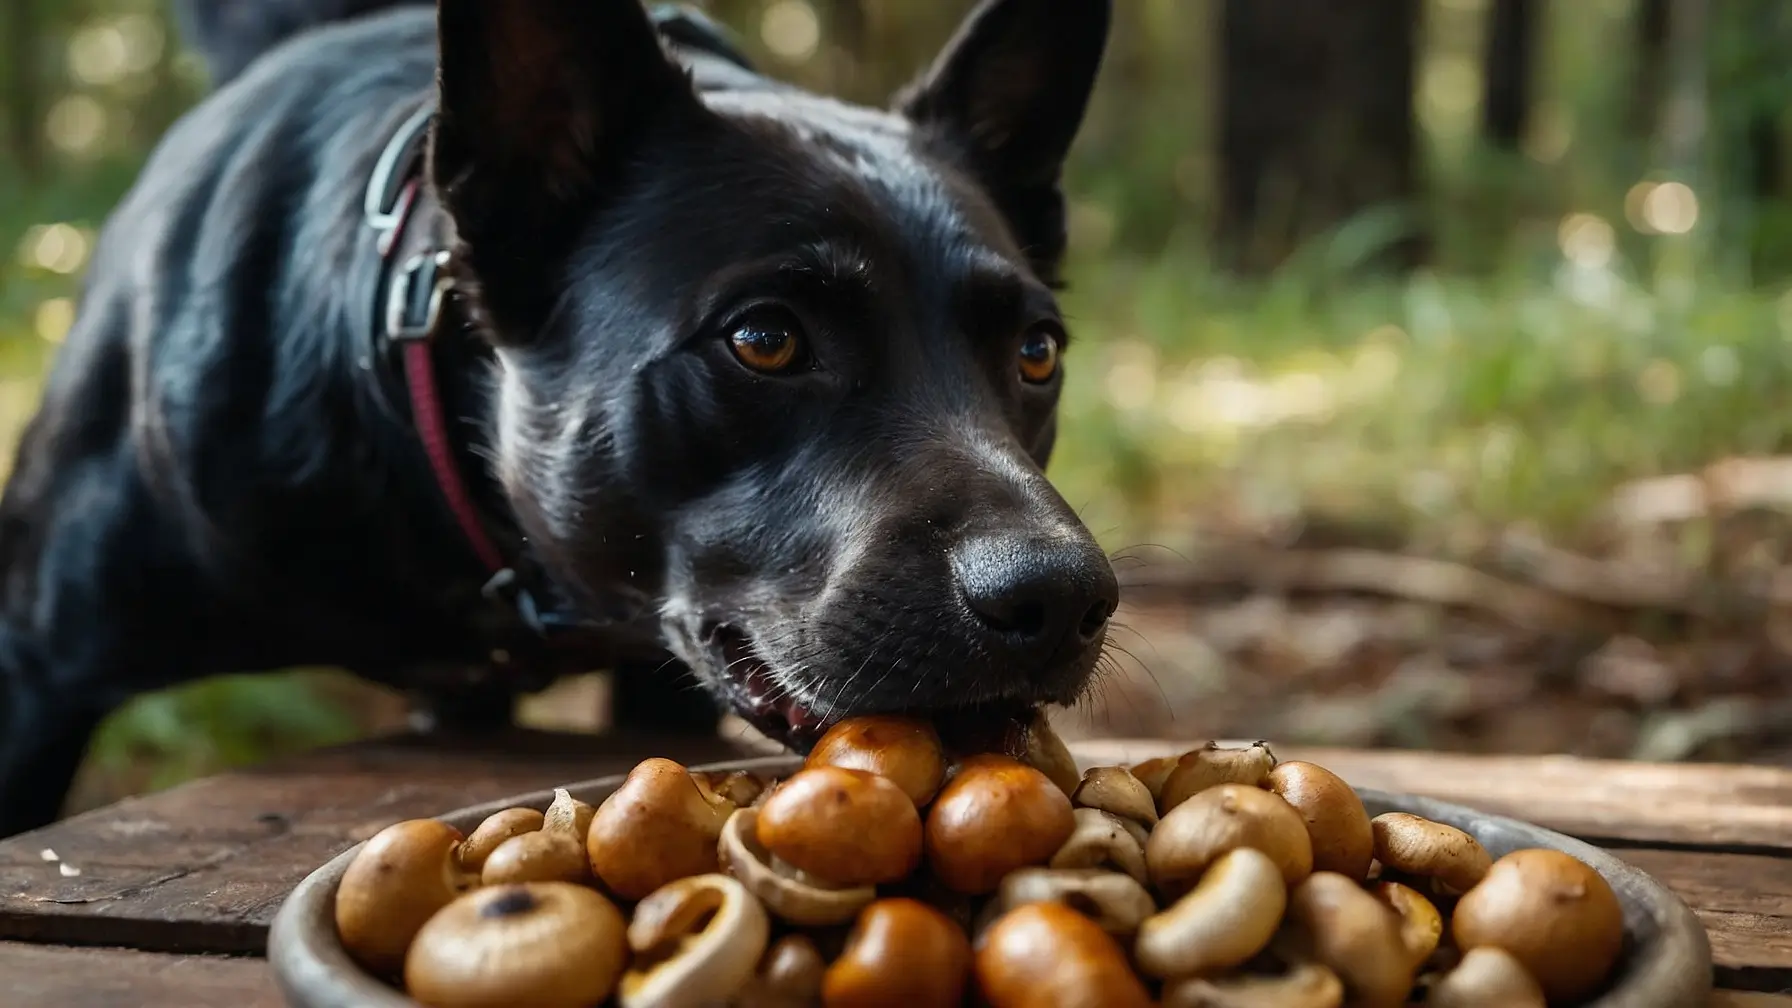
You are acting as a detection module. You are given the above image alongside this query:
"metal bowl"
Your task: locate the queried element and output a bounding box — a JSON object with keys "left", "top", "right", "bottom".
{"left": 269, "top": 753, "right": 1712, "bottom": 1008}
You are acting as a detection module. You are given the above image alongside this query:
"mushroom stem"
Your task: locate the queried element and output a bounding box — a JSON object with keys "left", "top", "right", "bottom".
{"left": 620, "top": 874, "right": 769, "bottom": 1008}
{"left": 1049, "top": 808, "right": 1149, "bottom": 884}
{"left": 1427, "top": 946, "right": 1547, "bottom": 1008}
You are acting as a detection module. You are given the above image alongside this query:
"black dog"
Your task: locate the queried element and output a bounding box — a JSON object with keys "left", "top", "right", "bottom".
{"left": 0, "top": 0, "right": 1117, "bottom": 839}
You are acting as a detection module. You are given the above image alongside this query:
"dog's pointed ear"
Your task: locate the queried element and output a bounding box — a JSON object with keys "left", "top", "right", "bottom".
{"left": 429, "top": 0, "right": 706, "bottom": 338}
{"left": 896, "top": 0, "right": 1111, "bottom": 285}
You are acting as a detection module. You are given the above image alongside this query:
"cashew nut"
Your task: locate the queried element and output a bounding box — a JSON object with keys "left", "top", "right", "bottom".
{"left": 618, "top": 873, "right": 768, "bottom": 1008}
{"left": 1284, "top": 871, "right": 1414, "bottom": 1008}
{"left": 1134, "top": 846, "right": 1286, "bottom": 979}
{"left": 1162, "top": 963, "right": 1344, "bottom": 1008}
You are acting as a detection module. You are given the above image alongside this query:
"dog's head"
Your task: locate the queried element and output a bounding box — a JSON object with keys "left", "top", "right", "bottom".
{"left": 429, "top": 0, "right": 1118, "bottom": 747}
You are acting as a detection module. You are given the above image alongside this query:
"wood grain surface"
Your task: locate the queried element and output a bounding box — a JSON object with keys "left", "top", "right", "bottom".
{"left": 0, "top": 942, "right": 281, "bottom": 1007}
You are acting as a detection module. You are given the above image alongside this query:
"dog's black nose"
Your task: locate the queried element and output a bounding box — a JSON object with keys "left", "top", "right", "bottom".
{"left": 950, "top": 533, "right": 1119, "bottom": 658}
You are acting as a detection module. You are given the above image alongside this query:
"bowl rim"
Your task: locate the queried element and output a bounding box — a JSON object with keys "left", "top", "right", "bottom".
{"left": 268, "top": 753, "right": 1712, "bottom": 1008}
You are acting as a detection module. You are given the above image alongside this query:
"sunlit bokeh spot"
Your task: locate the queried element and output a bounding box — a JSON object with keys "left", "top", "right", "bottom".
{"left": 1636, "top": 359, "right": 1681, "bottom": 405}
{"left": 20, "top": 223, "right": 91, "bottom": 275}
{"left": 117, "top": 14, "right": 166, "bottom": 74}
{"left": 46, "top": 95, "right": 107, "bottom": 155}
{"left": 1557, "top": 213, "right": 1614, "bottom": 269}
{"left": 70, "top": 23, "right": 132, "bottom": 86}
{"left": 1418, "top": 54, "right": 1482, "bottom": 134}
{"left": 35, "top": 299, "right": 76, "bottom": 345}
{"left": 1624, "top": 181, "right": 1657, "bottom": 233}
{"left": 1523, "top": 101, "right": 1573, "bottom": 164}
{"left": 1641, "top": 181, "right": 1698, "bottom": 235}
{"left": 1699, "top": 345, "right": 1739, "bottom": 387}
{"left": 1103, "top": 340, "right": 1158, "bottom": 413}
{"left": 761, "top": 0, "right": 820, "bottom": 63}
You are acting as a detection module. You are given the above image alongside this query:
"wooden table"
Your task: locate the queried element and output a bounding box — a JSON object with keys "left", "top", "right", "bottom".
{"left": 0, "top": 730, "right": 1789, "bottom": 1006}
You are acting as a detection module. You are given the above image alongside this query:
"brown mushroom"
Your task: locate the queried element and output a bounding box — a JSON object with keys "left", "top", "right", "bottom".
{"left": 1146, "top": 782, "right": 1313, "bottom": 899}
{"left": 982, "top": 867, "right": 1156, "bottom": 939}
{"left": 1157, "top": 741, "right": 1278, "bottom": 813}
{"left": 737, "top": 934, "right": 827, "bottom": 1008}
{"left": 1162, "top": 963, "right": 1344, "bottom": 1008}
{"left": 458, "top": 808, "right": 544, "bottom": 874}
{"left": 1370, "top": 812, "right": 1492, "bottom": 896}
{"left": 1451, "top": 848, "right": 1624, "bottom": 1003}
{"left": 587, "top": 758, "right": 732, "bottom": 901}
{"left": 1129, "top": 754, "right": 1180, "bottom": 804}
{"left": 821, "top": 897, "right": 972, "bottom": 1007}
{"left": 1427, "top": 946, "right": 1547, "bottom": 1008}
{"left": 1266, "top": 761, "right": 1372, "bottom": 881}
{"left": 481, "top": 789, "right": 592, "bottom": 886}
{"left": 1019, "top": 710, "right": 1081, "bottom": 797}
{"left": 1284, "top": 871, "right": 1414, "bottom": 1008}
{"left": 619, "top": 874, "right": 770, "bottom": 1008}
{"left": 974, "top": 901, "right": 1153, "bottom": 1008}
{"left": 720, "top": 805, "right": 876, "bottom": 926}
{"left": 925, "top": 754, "right": 1075, "bottom": 895}
{"left": 1368, "top": 880, "right": 1442, "bottom": 969}
{"left": 805, "top": 715, "right": 947, "bottom": 807}
{"left": 1071, "top": 766, "right": 1158, "bottom": 828}
{"left": 403, "top": 882, "right": 627, "bottom": 1008}
{"left": 755, "top": 766, "right": 922, "bottom": 887}
{"left": 541, "top": 787, "right": 596, "bottom": 838}
{"left": 1134, "top": 846, "right": 1286, "bottom": 979}
{"left": 1049, "top": 807, "right": 1149, "bottom": 884}
{"left": 335, "top": 819, "right": 473, "bottom": 977}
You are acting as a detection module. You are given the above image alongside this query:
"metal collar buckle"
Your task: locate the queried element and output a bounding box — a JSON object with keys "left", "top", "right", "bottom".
{"left": 385, "top": 248, "right": 453, "bottom": 343}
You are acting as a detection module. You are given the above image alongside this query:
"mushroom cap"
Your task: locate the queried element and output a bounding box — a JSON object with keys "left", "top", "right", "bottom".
{"left": 334, "top": 819, "right": 471, "bottom": 977}
{"left": 821, "top": 897, "right": 973, "bottom": 1008}
{"left": 925, "top": 755, "right": 1077, "bottom": 895}
{"left": 1427, "top": 946, "right": 1547, "bottom": 1008}
{"left": 1266, "top": 761, "right": 1372, "bottom": 881}
{"left": 459, "top": 808, "right": 545, "bottom": 873}
{"left": 1049, "top": 808, "right": 1149, "bottom": 884}
{"left": 974, "top": 901, "right": 1153, "bottom": 1008}
{"left": 619, "top": 873, "right": 770, "bottom": 1008}
{"left": 989, "top": 867, "right": 1157, "bottom": 938}
{"left": 755, "top": 766, "right": 922, "bottom": 886}
{"left": 719, "top": 805, "right": 876, "bottom": 926}
{"left": 587, "top": 757, "right": 730, "bottom": 901}
{"left": 805, "top": 716, "right": 947, "bottom": 807}
{"left": 1451, "top": 848, "right": 1625, "bottom": 1003}
{"left": 1146, "top": 782, "right": 1313, "bottom": 899}
{"left": 1157, "top": 741, "right": 1279, "bottom": 814}
{"left": 480, "top": 829, "right": 591, "bottom": 886}
{"left": 1128, "top": 755, "right": 1181, "bottom": 804}
{"left": 1134, "top": 846, "right": 1286, "bottom": 980}
{"left": 1162, "top": 963, "right": 1345, "bottom": 1008}
{"left": 1370, "top": 812, "right": 1492, "bottom": 895}
{"left": 737, "top": 934, "right": 827, "bottom": 1008}
{"left": 1285, "top": 871, "right": 1414, "bottom": 1008}
{"left": 1071, "top": 766, "right": 1158, "bottom": 827}
{"left": 403, "top": 882, "right": 627, "bottom": 1008}
{"left": 1368, "top": 880, "right": 1442, "bottom": 969}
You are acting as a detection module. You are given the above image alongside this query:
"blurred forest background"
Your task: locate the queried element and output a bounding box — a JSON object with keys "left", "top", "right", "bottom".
{"left": 8, "top": 0, "right": 1792, "bottom": 815}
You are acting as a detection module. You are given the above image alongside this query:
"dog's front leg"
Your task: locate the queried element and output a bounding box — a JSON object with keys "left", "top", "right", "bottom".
{"left": 0, "top": 648, "right": 106, "bottom": 839}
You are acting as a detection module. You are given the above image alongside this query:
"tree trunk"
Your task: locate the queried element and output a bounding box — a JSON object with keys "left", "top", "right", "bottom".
{"left": 1215, "top": 0, "right": 1423, "bottom": 274}
{"left": 1481, "top": 0, "right": 1535, "bottom": 149}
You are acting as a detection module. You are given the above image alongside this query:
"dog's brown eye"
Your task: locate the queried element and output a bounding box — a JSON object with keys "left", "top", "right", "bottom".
{"left": 1018, "top": 325, "right": 1062, "bottom": 384}
{"left": 727, "top": 309, "right": 804, "bottom": 374}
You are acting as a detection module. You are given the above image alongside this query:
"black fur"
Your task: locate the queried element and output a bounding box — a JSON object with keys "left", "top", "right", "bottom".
{"left": 0, "top": 0, "right": 1116, "bottom": 838}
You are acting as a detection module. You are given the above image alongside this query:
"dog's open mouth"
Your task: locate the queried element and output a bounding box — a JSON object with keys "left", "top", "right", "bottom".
{"left": 706, "top": 624, "right": 1041, "bottom": 754}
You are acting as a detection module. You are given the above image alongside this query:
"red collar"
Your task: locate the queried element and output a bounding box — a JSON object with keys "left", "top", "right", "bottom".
{"left": 364, "top": 104, "right": 509, "bottom": 581}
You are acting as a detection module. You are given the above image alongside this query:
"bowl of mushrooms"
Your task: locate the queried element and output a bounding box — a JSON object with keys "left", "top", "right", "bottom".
{"left": 269, "top": 716, "right": 1712, "bottom": 1007}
